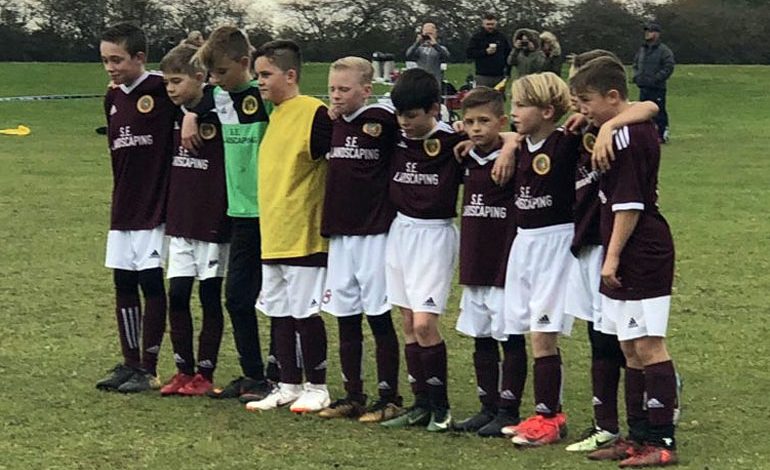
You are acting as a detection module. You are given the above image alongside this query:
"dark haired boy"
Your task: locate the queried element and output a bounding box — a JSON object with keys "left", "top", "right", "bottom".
{"left": 245, "top": 40, "right": 333, "bottom": 414}
{"left": 572, "top": 56, "right": 679, "bottom": 468}
{"left": 157, "top": 44, "right": 229, "bottom": 396}
{"left": 378, "top": 68, "right": 465, "bottom": 432}
{"left": 182, "top": 26, "right": 276, "bottom": 401}
{"left": 453, "top": 87, "right": 527, "bottom": 437}
{"left": 96, "top": 23, "right": 174, "bottom": 393}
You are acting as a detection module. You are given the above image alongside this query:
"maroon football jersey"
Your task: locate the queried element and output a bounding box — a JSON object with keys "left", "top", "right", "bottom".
{"left": 460, "top": 146, "right": 517, "bottom": 287}
{"left": 389, "top": 122, "right": 465, "bottom": 219}
{"left": 321, "top": 104, "right": 399, "bottom": 236}
{"left": 572, "top": 125, "right": 603, "bottom": 254}
{"left": 599, "top": 122, "right": 675, "bottom": 301}
{"left": 513, "top": 129, "right": 580, "bottom": 229}
{"left": 104, "top": 72, "right": 175, "bottom": 230}
{"left": 165, "top": 105, "right": 231, "bottom": 243}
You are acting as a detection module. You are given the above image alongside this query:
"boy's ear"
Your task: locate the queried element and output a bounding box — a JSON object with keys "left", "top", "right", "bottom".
{"left": 239, "top": 55, "right": 250, "bottom": 69}
{"left": 541, "top": 104, "right": 555, "bottom": 121}
{"left": 430, "top": 102, "right": 441, "bottom": 117}
{"left": 286, "top": 68, "right": 299, "bottom": 84}
{"left": 607, "top": 89, "right": 622, "bottom": 102}
{"left": 133, "top": 51, "right": 146, "bottom": 63}
{"left": 194, "top": 71, "right": 206, "bottom": 82}
{"left": 498, "top": 114, "right": 508, "bottom": 126}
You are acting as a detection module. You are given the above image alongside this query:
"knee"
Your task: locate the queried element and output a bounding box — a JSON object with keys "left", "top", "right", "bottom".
{"left": 634, "top": 337, "right": 670, "bottom": 366}
{"left": 138, "top": 268, "right": 165, "bottom": 297}
{"left": 367, "top": 311, "right": 395, "bottom": 337}
{"left": 531, "top": 332, "right": 558, "bottom": 358}
{"left": 113, "top": 269, "right": 138, "bottom": 296}
{"left": 412, "top": 320, "right": 436, "bottom": 343}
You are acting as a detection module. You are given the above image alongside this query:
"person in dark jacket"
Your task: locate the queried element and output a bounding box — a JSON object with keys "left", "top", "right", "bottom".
{"left": 466, "top": 13, "right": 512, "bottom": 88}
{"left": 633, "top": 22, "right": 675, "bottom": 142}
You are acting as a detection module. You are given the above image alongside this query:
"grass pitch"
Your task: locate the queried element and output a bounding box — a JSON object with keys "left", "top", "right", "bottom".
{"left": 1, "top": 62, "right": 769, "bottom": 469}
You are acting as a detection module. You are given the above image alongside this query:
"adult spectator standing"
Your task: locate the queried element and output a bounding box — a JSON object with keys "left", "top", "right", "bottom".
{"left": 633, "top": 22, "right": 675, "bottom": 142}
{"left": 507, "top": 28, "right": 545, "bottom": 78}
{"left": 539, "top": 31, "right": 563, "bottom": 76}
{"left": 406, "top": 22, "right": 450, "bottom": 83}
{"left": 466, "top": 13, "right": 511, "bottom": 88}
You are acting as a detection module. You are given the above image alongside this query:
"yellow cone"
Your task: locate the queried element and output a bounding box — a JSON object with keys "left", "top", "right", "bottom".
{"left": 0, "top": 125, "right": 31, "bottom": 136}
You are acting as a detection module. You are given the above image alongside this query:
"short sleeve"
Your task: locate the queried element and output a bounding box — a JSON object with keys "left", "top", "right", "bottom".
{"left": 609, "top": 126, "right": 645, "bottom": 212}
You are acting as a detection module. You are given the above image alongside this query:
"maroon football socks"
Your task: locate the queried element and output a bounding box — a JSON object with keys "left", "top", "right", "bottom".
{"left": 534, "top": 353, "right": 562, "bottom": 417}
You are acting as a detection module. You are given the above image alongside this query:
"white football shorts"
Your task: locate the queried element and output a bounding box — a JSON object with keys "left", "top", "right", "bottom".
{"left": 105, "top": 224, "right": 166, "bottom": 271}
{"left": 385, "top": 213, "right": 458, "bottom": 315}
{"left": 456, "top": 285, "right": 507, "bottom": 341}
{"left": 600, "top": 295, "right": 671, "bottom": 341}
{"left": 166, "top": 237, "right": 229, "bottom": 280}
{"left": 323, "top": 234, "right": 390, "bottom": 317}
{"left": 257, "top": 264, "right": 327, "bottom": 319}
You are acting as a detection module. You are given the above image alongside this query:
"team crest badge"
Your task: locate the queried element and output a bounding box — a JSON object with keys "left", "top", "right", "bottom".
{"left": 242, "top": 95, "right": 259, "bottom": 115}
{"left": 136, "top": 95, "right": 154, "bottom": 113}
{"left": 583, "top": 133, "right": 596, "bottom": 155}
{"left": 423, "top": 138, "right": 441, "bottom": 157}
{"left": 532, "top": 153, "right": 551, "bottom": 175}
{"left": 199, "top": 123, "right": 217, "bottom": 140}
{"left": 363, "top": 122, "right": 382, "bottom": 137}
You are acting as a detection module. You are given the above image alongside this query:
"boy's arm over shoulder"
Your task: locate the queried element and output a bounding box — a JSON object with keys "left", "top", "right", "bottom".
{"left": 310, "top": 105, "right": 333, "bottom": 160}
{"left": 190, "top": 85, "right": 216, "bottom": 116}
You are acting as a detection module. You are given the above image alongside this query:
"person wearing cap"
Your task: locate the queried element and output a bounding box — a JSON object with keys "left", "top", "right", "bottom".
{"left": 632, "top": 22, "right": 675, "bottom": 143}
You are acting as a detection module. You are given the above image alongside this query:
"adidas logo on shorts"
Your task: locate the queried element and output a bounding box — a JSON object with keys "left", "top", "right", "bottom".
{"left": 208, "top": 259, "right": 218, "bottom": 268}
{"left": 150, "top": 250, "right": 160, "bottom": 258}
{"left": 537, "top": 314, "right": 551, "bottom": 325}
{"left": 310, "top": 299, "right": 319, "bottom": 307}
{"left": 628, "top": 317, "right": 639, "bottom": 328}
{"left": 423, "top": 297, "right": 437, "bottom": 308}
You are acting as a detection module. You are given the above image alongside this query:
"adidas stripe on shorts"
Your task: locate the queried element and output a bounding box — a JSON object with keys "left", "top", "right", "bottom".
{"left": 105, "top": 224, "right": 166, "bottom": 271}
{"left": 257, "top": 264, "right": 327, "bottom": 319}
{"left": 323, "top": 234, "right": 391, "bottom": 317}
{"left": 385, "top": 213, "right": 458, "bottom": 315}
{"left": 166, "top": 237, "right": 229, "bottom": 280}
{"left": 504, "top": 223, "right": 575, "bottom": 335}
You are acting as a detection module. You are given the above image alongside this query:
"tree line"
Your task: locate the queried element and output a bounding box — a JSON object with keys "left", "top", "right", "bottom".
{"left": 1, "top": 0, "right": 769, "bottom": 64}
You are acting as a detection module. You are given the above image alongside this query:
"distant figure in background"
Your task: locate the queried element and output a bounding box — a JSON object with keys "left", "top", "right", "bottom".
{"left": 632, "top": 22, "right": 675, "bottom": 143}
{"left": 507, "top": 28, "right": 545, "bottom": 78}
{"left": 406, "top": 22, "right": 450, "bottom": 83}
{"left": 466, "top": 13, "right": 512, "bottom": 88}
{"left": 181, "top": 30, "right": 205, "bottom": 47}
{"left": 540, "top": 31, "right": 564, "bottom": 77}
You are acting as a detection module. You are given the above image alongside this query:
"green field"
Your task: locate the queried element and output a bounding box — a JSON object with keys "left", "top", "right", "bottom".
{"left": 1, "top": 62, "right": 768, "bottom": 469}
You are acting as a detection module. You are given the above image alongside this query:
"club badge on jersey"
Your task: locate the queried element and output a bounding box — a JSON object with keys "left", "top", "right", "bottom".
{"left": 423, "top": 138, "right": 441, "bottom": 157}
{"left": 583, "top": 133, "right": 596, "bottom": 154}
{"left": 242, "top": 95, "right": 258, "bottom": 115}
{"left": 532, "top": 153, "right": 551, "bottom": 175}
{"left": 363, "top": 122, "right": 382, "bottom": 137}
{"left": 136, "top": 95, "right": 154, "bottom": 114}
{"left": 200, "top": 122, "right": 217, "bottom": 140}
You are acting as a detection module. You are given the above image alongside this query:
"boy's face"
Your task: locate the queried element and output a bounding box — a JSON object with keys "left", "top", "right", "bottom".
{"left": 209, "top": 56, "right": 249, "bottom": 92}
{"left": 254, "top": 56, "right": 295, "bottom": 104}
{"left": 99, "top": 40, "right": 145, "bottom": 85}
{"left": 462, "top": 104, "right": 506, "bottom": 150}
{"left": 163, "top": 72, "right": 204, "bottom": 107}
{"left": 511, "top": 102, "right": 550, "bottom": 136}
{"left": 328, "top": 69, "right": 371, "bottom": 116}
{"left": 396, "top": 105, "right": 438, "bottom": 139}
{"left": 575, "top": 89, "right": 618, "bottom": 126}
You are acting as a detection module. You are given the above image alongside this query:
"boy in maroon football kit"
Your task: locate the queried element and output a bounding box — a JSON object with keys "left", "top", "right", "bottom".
{"left": 157, "top": 44, "right": 229, "bottom": 396}
{"left": 572, "top": 57, "right": 679, "bottom": 468}
{"left": 564, "top": 50, "right": 667, "bottom": 453}
{"left": 317, "top": 57, "right": 403, "bottom": 423}
{"left": 96, "top": 24, "right": 175, "bottom": 393}
{"left": 453, "top": 87, "right": 527, "bottom": 437}
{"left": 379, "top": 68, "right": 466, "bottom": 432}
{"left": 500, "top": 72, "right": 579, "bottom": 446}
